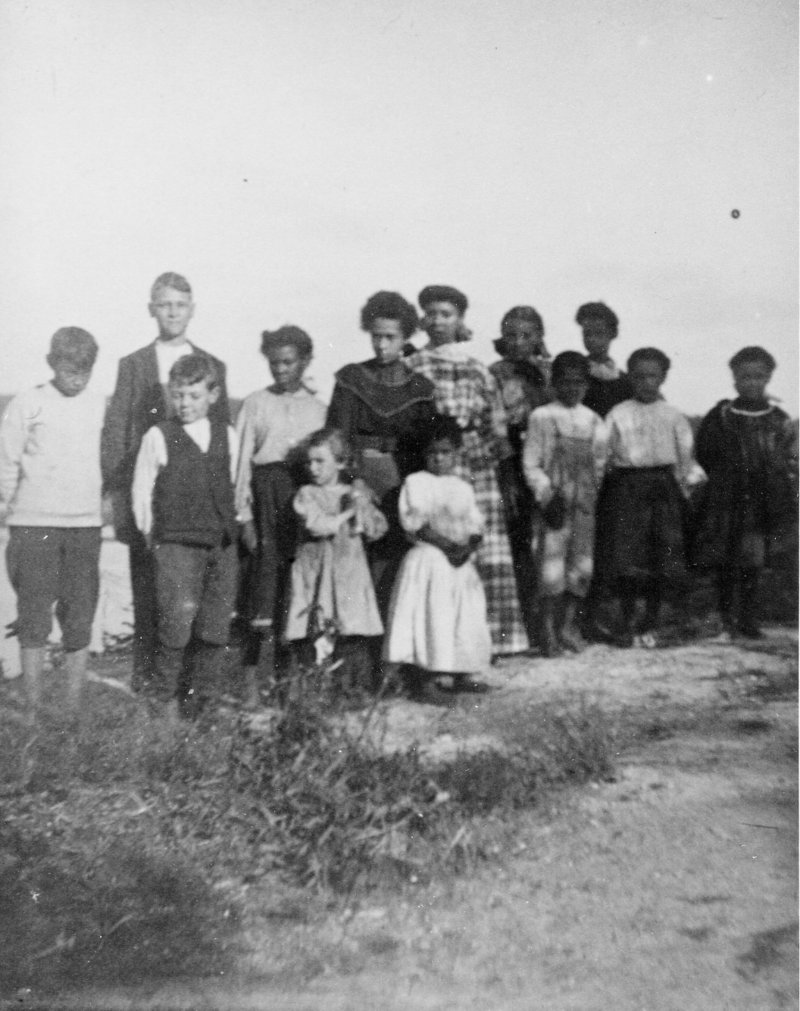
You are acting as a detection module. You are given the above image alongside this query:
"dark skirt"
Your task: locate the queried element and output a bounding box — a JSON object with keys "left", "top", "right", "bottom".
{"left": 243, "top": 463, "right": 298, "bottom": 625}
{"left": 594, "top": 467, "right": 690, "bottom": 594}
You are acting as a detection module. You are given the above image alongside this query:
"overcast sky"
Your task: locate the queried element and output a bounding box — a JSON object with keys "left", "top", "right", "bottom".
{"left": 1, "top": 0, "right": 796, "bottom": 415}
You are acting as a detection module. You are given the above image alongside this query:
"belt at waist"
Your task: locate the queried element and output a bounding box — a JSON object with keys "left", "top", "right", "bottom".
{"left": 610, "top": 465, "right": 675, "bottom": 475}
{"left": 353, "top": 435, "right": 398, "bottom": 453}
{"left": 252, "top": 461, "right": 291, "bottom": 472}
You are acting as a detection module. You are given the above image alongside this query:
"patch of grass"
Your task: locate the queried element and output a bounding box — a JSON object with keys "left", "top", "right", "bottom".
{"left": 228, "top": 669, "right": 445, "bottom": 892}
{"left": 0, "top": 819, "right": 238, "bottom": 995}
{"left": 0, "top": 657, "right": 620, "bottom": 996}
{"left": 229, "top": 678, "right": 618, "bottom": 891}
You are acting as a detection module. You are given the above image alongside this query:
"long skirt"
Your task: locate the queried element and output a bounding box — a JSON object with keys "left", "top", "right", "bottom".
{"left": 383, "top": 543, "right": 491, "bottom": 675}
{"left": 456, "top": 431, "right": 529, "bottom": 655}
{"left": 244, "top": 463, "right": 297, "bottom": 626}
{"left": 594, "top": 466, "right": 690, "bottom": 595}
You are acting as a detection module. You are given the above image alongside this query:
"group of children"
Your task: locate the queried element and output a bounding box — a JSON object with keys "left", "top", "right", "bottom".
{"left": 0, "top": 272, "right": 795, "bottom": 720}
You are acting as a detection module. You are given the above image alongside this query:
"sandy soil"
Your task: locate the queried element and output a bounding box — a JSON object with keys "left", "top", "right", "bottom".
{"left": 42, "top": 627, "right": 797, "bottom": 1011}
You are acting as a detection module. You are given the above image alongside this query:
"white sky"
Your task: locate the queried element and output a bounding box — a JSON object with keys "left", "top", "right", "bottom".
{"left": 1, "top": 0, "right": 797, "bottom": 415}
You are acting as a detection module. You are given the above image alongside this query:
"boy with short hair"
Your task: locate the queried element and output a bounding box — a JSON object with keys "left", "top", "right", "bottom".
{"left": 101, "top": 273, "right": 230, "bottom": 690}
{"left": 0, "top": 327, "right": 104, "bottom": 713}
{"left": 132, "top": 353, "right": 239, "bottom": 718}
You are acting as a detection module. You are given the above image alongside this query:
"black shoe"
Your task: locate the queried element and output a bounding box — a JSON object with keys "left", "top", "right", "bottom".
{"left": 451, "top": 676, "right": 493, "bottom": 695}
{"left": 406, "top": 679, "right": 451, "bottom": 705}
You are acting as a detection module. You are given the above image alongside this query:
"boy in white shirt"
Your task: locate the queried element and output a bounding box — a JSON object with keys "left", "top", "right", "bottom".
{"left": 132, "top": 353, "right": 238, "bottom": 720}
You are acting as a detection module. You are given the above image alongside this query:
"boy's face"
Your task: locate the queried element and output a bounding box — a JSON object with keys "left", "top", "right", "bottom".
{"left": 307, "top": 444, "right": 340, "bottom": 487}
{"left": 149, "top": 286, "right": 194, "bottom": 342}
{"left": 629, "top": 360, "right": 665, "bottom": 404}
{"left": 554, "top": 368, "right": 589, "bottom": 408}
{"left": 267, "top": 345, "right": 307, "bottom": 393}
{"left": 733, "top": 362, "right": 771, "bottom": 402}
{"left": 425, "top": 438, "right": 457, "bottom": 477}
{"left": 169, "top": 379, "right": 219, "bottom": 424}
{"left": 50, "top": 360, "right": 92, "bottom": 397}
{"left": 581, "top": 319, "right": 614, "bottom": 360}
{"left": 370, "top": 318, "right": 406, "bottom": 365}
{"left": 503, "top": 320, "right": 543, "bottom": 362}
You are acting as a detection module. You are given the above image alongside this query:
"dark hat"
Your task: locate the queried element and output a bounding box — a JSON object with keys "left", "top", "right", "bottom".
{"left": 418, "top": 285, "right": 468, "bottom": 314}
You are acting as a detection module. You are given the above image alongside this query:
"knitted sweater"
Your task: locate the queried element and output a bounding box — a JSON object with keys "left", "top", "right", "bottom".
{"left": 0, "top": 381, "right": 104, "bottom": 526}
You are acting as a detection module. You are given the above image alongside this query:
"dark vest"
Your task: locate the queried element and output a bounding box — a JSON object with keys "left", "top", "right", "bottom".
{"left": 153, "top": 419, "right": 237, "bottom": 547}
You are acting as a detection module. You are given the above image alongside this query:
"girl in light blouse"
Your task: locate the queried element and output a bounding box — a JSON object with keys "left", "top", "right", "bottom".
{"left": 235, "top": 327, "right": 326, "bottom": 699}
{"left": 594, "top": 347, "right": 705, "bottom": 646}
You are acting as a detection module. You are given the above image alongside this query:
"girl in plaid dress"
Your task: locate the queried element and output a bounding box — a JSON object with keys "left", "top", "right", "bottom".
{"left": 405, "top": 285, "right": 529, "bottom": 656}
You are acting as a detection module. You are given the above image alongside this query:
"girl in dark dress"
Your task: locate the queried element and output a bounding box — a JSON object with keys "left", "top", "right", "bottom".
{"left": 692, "top": 347, "right": 797, "bottom": 638}
{"left": 326, "top": 291, "right": 437, "bottom": 618}
{"left": 575, "top": 302, "right": 633, "bottom": 418}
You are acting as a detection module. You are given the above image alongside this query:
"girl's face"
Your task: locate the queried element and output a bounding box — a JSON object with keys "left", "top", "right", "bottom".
{"left": 733, "top": 362, "right": 771, "bottom": 402}
{"left": 629, "top": 360, "right": 666, "bottom": 404}
{"left": 554, "top": 368, "right": 589, "bottom": 408}
{"left": 581, "top": 319, "right": 614, "bottom": 361}
{"left": 307, "top": 443, "right": 341, "bottom": 487}
{"left": 370, "top": 318, "right": 406, "bottom": 365}
{"left": 423, "top": 301, "right": 462, "bottom": 347}
{"left": 425, "top": 437, "right": 457, "bottom": 477}
{"left": 267, "top": 345, "right": 307, "bottom": 393}
{"left": 503, "top": 320, "right": 544, "bottom": 362}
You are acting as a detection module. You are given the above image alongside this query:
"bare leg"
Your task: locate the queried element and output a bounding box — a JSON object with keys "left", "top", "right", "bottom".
{"left": 21, "top": 646, "right": 45, "bottom": 721}
{"left": 63, "top": 647, "right": 88, "bottom": 710}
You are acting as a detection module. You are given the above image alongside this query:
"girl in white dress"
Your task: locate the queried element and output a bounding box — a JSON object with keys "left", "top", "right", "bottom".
{"left": 383, "top": 417, "right": 492, "bottom": 697}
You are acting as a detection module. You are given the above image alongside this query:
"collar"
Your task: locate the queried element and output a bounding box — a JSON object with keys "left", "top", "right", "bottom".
{"left": 588, "top": 357, "right": 620, "bottom": 381}
{"left": 267, "top": 383, "right": 316, "bottom": 397}
{"left": 424, "top": 341, "right": 472, "bottom": 362}
{"left": 729, "top": 397, "right": 774, "bottom": 417}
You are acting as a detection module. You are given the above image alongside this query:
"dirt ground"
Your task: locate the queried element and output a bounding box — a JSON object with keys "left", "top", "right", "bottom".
{"left": 27, "top": 626, "right": 797, "bottom": 1011}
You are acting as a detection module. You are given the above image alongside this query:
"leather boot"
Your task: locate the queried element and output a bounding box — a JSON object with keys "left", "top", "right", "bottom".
{"left": 254, "top": 626, "right": 276, "bottom": 702}
{"left": 737, "top": 568, "right": 763, "bottom": 638}
{"left": 560, "top": 594, "right": 587, "bottom": 653}
{"left": 539, "top": 598, "right": 562, "bottom": 657}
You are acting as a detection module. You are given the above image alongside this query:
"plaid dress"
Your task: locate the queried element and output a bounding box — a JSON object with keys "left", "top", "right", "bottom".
{"left": 405, "top": 344, "right": 528, "bottom": 654}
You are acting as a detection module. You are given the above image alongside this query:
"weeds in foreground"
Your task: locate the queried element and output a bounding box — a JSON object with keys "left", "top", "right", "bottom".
{"left": 0, "top": 658, "right": 617, "bottom": 994}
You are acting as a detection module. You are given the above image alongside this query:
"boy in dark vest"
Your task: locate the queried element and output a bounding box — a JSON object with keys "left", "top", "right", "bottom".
{"left": 131, "top": 353, "right": 239, "bottom": 719}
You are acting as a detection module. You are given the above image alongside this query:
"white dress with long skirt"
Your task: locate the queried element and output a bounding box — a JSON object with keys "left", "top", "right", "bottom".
{"left": 383, "top": 471, "right": 492, "bottom": 675}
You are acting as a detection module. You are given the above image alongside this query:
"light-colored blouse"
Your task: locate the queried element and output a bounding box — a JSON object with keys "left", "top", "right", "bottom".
{"left": 399, "top": 471, "right": 484, "bottom": 546}
{"left": 605, "top": 398, "right": 705, "bottom": 490}
{"left": 235, "top": 385, "right": 326, "bottom": 522}
{"left": 523, "top": 401, "right": 607, "bottom": 506}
